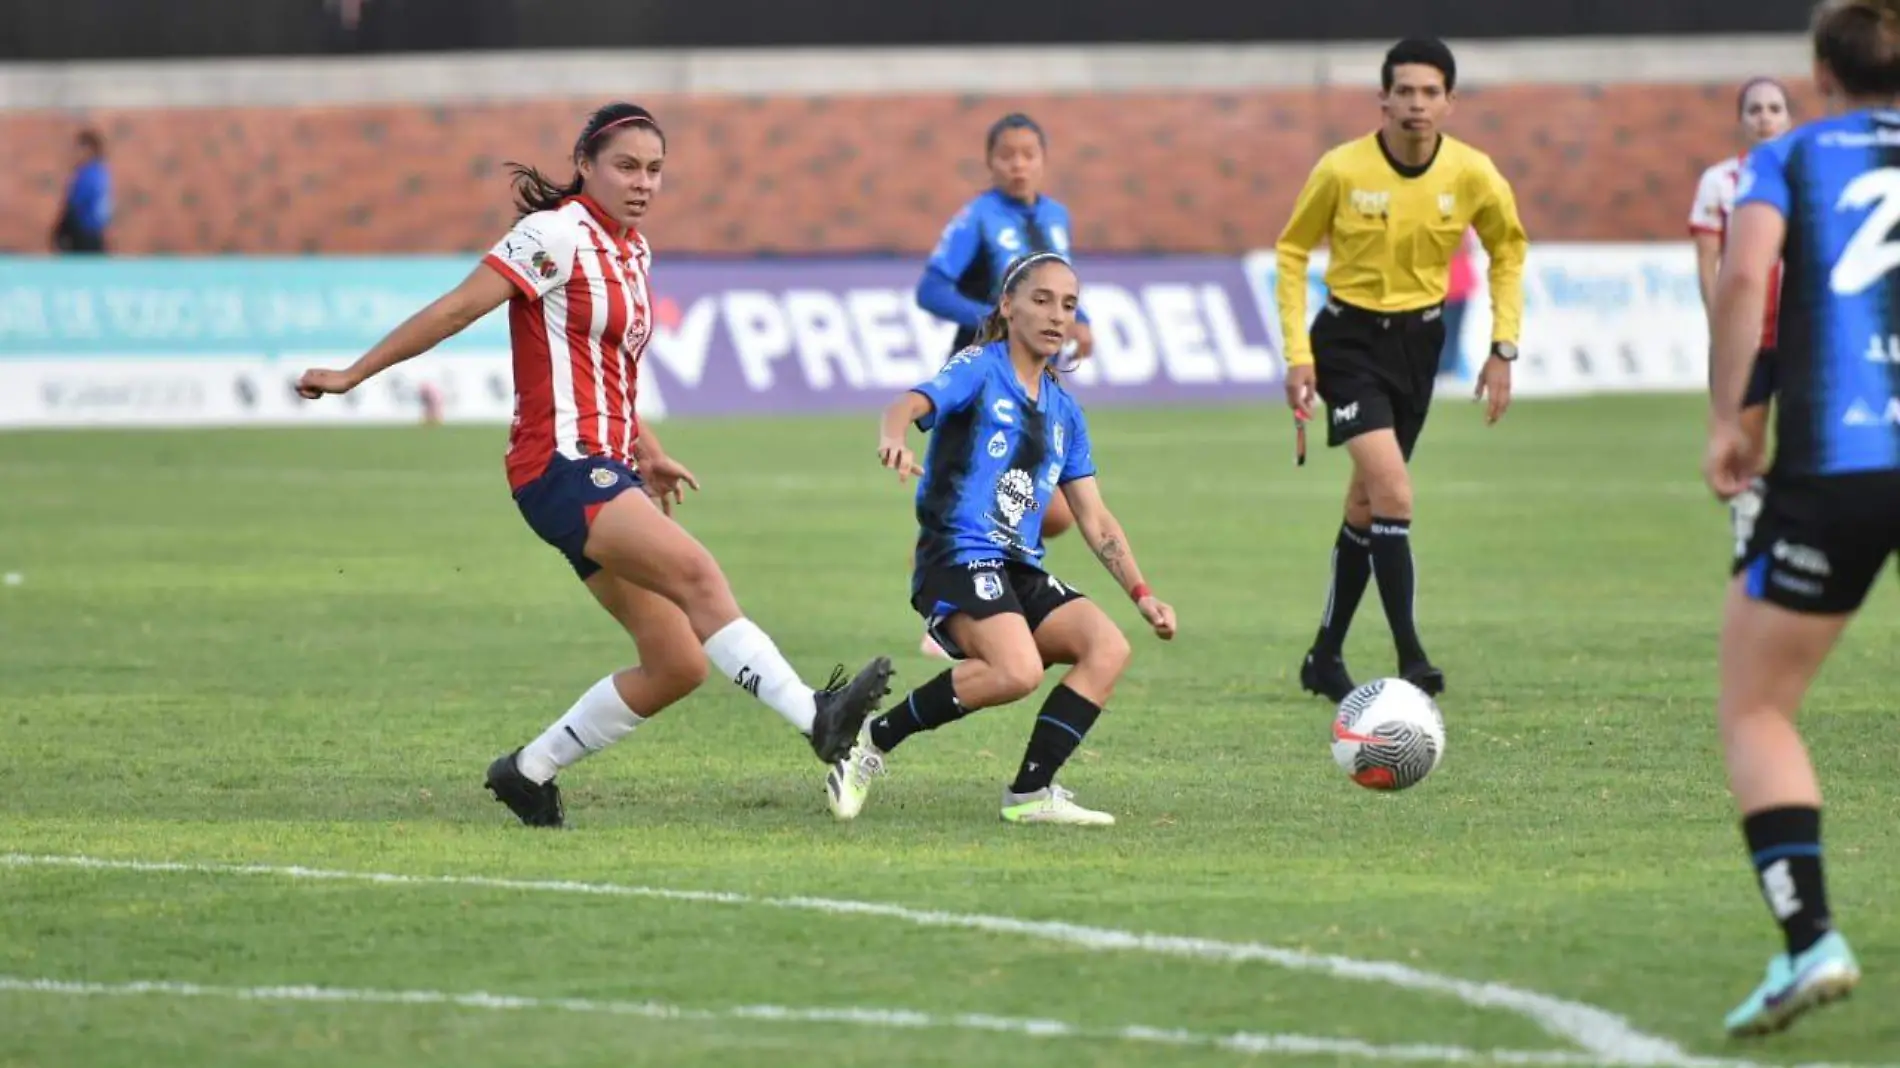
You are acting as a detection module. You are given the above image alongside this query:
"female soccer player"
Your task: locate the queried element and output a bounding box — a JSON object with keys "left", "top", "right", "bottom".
{"left": 911, "top": 114, "right": 1090, "bottom": 656}
{"left": 295, "top": 102, "right": 894, "bottom": 828}
{"left": 830, "top": 253, "right": 1176, "bottom": 827}
{"left": 1690, "top": 76, "right": 1795, "bottom": 545}
{"left": 1702, "top": 0, "right": 1896, "bottom": 1036}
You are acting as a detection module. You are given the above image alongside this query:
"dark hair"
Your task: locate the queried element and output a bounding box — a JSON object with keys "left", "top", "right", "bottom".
{"left": 75, "top": 128, "right": 104, "bottom": 155}
{"left": 1813, "top": 0, "right": 1900, "bottom": 98}
{"left": 1737, "top": 76, "right": 1793, "bottom": 117}
{"left": 1381, "top": 38, "right": 1457, "bottom": 93}
{"left": 505, "top": 102, "right": 664, "bottom": 218}
{"left": 973, "top": 252, "right": 1074, "bottom": 350}
{"left": 985, "top": 112, "right": 1046, "bottom": 157}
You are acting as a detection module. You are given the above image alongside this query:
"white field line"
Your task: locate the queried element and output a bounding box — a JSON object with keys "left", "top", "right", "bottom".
{"left": 0, "top": 976, "right": 1617, "bottom": 1066}
{"left": 0, "top": 853, "right": 1882, "bottom": 1068}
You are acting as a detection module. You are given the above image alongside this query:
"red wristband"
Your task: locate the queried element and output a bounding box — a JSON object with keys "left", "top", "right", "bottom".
{"left": 1130, "top": 583, "right": 1152, "bottom": 602}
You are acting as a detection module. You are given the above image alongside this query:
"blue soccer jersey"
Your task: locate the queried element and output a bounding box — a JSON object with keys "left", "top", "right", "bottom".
{"left": 915, "top": 190, "right": 1086, "bottom": 350}
{"left": 909, "top": 342, "right": 1096, "bottom": 584}
{"left": 1740, "top": 109, "right": 1900, "bottom": 476}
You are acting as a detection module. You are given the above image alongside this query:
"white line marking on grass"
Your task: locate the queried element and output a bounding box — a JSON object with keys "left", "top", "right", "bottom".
{"left": 0, "top": 976, "right": 1627, "bottom": 1066}
{"left": 0, "top": 854, "right": 1880, "bottom": 1068}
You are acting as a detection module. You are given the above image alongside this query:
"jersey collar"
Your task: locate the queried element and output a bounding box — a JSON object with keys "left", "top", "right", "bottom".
{"left": 1375, "top": 130, "right": 1443, "bottom": 179}
{"left": 566, "top": 194, "right": 639, "bottom": 251}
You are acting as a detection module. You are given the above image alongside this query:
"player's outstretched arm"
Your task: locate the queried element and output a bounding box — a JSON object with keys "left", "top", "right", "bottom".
{"left": 296, "top": 264, "right": 515, "bottom": 398}
{"left": 876, "top": 392, "right": 932, "bottom": 482}
{"left": 1060, "top": 476, "right": 1176, "bottom": 640}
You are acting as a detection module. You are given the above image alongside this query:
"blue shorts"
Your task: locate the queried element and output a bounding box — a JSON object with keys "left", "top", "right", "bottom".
{"left": 513, "top": 454, "right": 644, "bottom": 579}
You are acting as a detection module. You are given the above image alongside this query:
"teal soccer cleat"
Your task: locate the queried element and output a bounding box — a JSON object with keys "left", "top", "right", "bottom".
{"left": 1725, "top": 931, "right": 1860, "bottom": 1038}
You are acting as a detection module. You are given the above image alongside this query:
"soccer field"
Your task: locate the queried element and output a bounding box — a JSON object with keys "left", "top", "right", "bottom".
{"left": 1, "top": 395, "right": 1894, "bottom": 1067}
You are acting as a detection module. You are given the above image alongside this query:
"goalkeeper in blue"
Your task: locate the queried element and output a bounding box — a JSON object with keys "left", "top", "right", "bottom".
{"left": 830, "top": 252, "right": 1177, "bottom": 826}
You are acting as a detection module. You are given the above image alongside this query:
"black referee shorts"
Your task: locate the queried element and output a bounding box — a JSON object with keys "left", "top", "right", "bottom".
{"left": 1311, "top": 298, "right": 1447, "bottom": 460}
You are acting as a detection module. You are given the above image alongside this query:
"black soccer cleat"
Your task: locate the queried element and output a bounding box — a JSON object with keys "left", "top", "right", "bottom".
{"left": 1400, "top": 661, "right": 1446, "bottom": 697}
{"left": 484, "top": 749, "right": 565, "bottom": 828}
{"left": 1300, "top": 648, "right": 1356, "bottom": 703}
{"left": 808, "top": 657, "right": 895, "bottom": 763}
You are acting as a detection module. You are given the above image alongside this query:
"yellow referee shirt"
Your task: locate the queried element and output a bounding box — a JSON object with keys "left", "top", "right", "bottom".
{"left": 1275, "top": 132, "right": 1528, "bottom": 368}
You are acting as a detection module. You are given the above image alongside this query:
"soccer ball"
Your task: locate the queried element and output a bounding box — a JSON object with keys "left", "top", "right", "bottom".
{"left": 1331, "top": 678, "right": 1446, "bottom": 791}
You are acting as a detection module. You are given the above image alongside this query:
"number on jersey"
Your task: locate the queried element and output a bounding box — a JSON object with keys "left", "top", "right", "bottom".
{"left": 1832, "top": 168, "right": 1900, "bottom": 295}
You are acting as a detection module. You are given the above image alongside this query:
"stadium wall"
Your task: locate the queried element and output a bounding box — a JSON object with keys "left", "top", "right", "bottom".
{"left": 0, "top": 37, "right": 1818, "bottom": 256}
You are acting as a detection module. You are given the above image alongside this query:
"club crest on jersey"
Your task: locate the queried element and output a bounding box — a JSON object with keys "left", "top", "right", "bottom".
{"left": 590, "top": 467, "right": 618, "bottom": 488}
{"left": 987, "top": 430, "right": 1009, "bottom": 459}
{"left": 974, "top": 571, "right": 1005, "bottom": 601}
{"left": 530, "top": 250, "right": 559, "bottom": 280}
{"left": 1438, "top": 193, "right": 1456, "bottom": 217}
{"left": 1052, "top": 423, "right": 1065, "bottom": 457}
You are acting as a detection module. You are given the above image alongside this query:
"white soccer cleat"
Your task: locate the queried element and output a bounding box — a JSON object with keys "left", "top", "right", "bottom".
{"left": 999, "top": 784, "right": 1115, "bottom": 826}
{"left": 825, "top": 725, "right": 887, "bottom": 820}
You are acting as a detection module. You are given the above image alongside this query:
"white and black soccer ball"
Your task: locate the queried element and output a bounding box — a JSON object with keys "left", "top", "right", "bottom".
{"left": 1331, "top": 678, "right": 1446, "bottom": 791}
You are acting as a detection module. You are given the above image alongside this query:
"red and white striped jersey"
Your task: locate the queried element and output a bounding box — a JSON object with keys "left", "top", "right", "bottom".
{"left": 1689, "top": 153, "right": 1782, "bottom": 349}
{"left": 482, "top": 195, "right": 653, "bottom": 490}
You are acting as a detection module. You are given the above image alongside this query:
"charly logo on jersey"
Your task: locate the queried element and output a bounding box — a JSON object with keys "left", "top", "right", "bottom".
{"left": 991, "top": 398, "right": 1018, "bottom": 426}
{"left": 987, "top": 430, "right": 1010, "bottom": 458}
{"left": 996, "top": 227, "right": 1023, "bottom": 252}
{"left": 994, "top": 468, "right": 1040, "bottom": 527}
{"left": 1350, "top": 190, "right": 1391, "bottom": 217}
{"left": 1438, "top": 193, "right": 1456, "bottom": 218}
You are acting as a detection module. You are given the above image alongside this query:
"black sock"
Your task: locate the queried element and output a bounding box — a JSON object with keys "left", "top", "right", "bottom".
{"left": 1368, "top": 517, "right": 1427, "bottom": 665}
{"left": 1008, "top": 684, "right": 1103, "bottom": 795}
{"left": 1743, "top": 806, "right": 1833, "bottom": 956}
{"left": 868, "top": 670, "right": 968, "bottom": 753}
{"left": 1314, "top": 522, "right": 1373, "bottom": 655}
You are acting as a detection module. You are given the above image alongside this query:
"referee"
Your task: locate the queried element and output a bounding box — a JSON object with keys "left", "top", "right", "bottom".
{"left": 1275, "top": 38, "right": 1528, "bottom": 702}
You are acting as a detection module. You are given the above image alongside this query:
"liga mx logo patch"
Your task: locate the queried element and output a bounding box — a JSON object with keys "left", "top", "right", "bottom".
{"left": 590, "top": 468, "right": 618, "bottom": 488}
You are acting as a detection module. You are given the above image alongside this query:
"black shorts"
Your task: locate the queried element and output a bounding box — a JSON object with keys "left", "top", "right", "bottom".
{"left": 911, "top": 559, "right": 1086, "bottom": 659}
{"left": 1311, "top": 298, "right": 1447, "bottom": 459}
{"left": 1732, "top": 470, "right": 1900, "bottom": 614}
{"left": 513, "top": 453, "right": 644, "bottom": 580}
{"left": 1742, "top": 348, "right": 1778, "bottom": 410}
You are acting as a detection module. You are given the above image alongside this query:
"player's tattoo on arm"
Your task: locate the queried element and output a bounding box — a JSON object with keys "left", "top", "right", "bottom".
{"left": 1094, "top": 528, "right": 1131, "bottom": 587}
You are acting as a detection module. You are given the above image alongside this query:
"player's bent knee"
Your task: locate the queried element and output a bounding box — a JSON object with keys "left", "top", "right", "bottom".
{"left": 1086, "top": 624, "right": 1133, "bottom": 679}
{"left": 988, "top": 650, "right": 1046, "bottom": 704}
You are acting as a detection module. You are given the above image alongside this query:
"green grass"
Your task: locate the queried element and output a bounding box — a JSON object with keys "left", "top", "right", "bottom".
{"left": 1, "top": 395, "right": 1896, "bottom": 1067}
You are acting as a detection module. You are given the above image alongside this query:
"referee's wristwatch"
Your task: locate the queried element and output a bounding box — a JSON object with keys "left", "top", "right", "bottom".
{"left": 1490, "top": 341, "right": 1519, "bottom": 362}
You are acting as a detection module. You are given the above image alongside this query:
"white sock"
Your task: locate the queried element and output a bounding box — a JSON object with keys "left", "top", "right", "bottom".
{"left": 516, "top": 675, "right": 645, "bottom": 784}
{"left": 702, "top": 618, "right": 817, "bottom": 733}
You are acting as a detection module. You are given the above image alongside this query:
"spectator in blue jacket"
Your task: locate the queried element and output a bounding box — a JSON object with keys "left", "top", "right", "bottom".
{"left": 52, "top": 129, "right": 112, "bottom": 255}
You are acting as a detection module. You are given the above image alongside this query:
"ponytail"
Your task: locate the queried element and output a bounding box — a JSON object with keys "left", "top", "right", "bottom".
{"left": 506, "top": 163, "right": 584, "bottom": 218}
